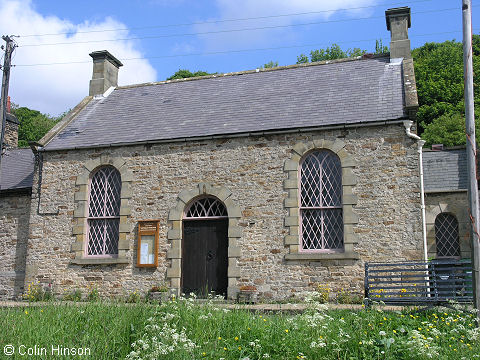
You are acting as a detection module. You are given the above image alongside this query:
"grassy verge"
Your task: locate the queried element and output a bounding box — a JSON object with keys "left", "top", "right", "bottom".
{"left": 0, "top": 299, "right": 479, "bottom": 359}
{"left": 0, "top": 302, "right": 157, "bottom": 359}
{"left": 126, "top": 299, "right": 480, "bottom": 359}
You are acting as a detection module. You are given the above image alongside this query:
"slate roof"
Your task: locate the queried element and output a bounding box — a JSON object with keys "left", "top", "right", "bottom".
{"left": 423, "top": 149, "right": 467, "bottom": 192}
{"left": 0, "top": 148, "right": 35, "bottom": 191}
{"left": 44, "top": 57, "right": 406, "bottom": 151}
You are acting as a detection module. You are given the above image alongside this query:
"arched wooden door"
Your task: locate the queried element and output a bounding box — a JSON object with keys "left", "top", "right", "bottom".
{"left": 182, "top": 197, "right": 228, "bottom": 297}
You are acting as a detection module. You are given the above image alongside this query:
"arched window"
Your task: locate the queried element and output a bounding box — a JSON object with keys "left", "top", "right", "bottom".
{"left": 435, "top": 213, "right": 460, "bottom": 258}
{"left": 184, "top": 197, "right": 228, "bottom": 219}
{"left": 87, "top": 166, "right": 122, "bottom": 256}
{"left": 300, "top": 150, "right": 343, "bottom": 251}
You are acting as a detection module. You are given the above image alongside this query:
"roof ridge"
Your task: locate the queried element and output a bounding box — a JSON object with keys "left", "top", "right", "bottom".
{"left": 117, "top": 54, "right": 390, "bottom": 90}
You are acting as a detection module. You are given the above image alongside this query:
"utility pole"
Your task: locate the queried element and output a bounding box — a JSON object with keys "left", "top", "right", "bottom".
{"left": 0, "top": 35, "right": 16, "bottom": 190}
{"left": 462, "top": 0, "right": 480, "bottom": 319}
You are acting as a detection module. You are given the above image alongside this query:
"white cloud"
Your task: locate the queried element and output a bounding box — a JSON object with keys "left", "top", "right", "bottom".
{"left": 192, "top": 0, "right": 379, "bottom": 52}
{"left": 0, "top": 0, "right": 157, "bottom": 115}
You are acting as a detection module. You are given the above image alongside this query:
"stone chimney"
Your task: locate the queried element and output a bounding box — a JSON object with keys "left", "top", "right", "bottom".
{"left": 89, "top": 50, "right": 123, "bottom": 96}
{"left": 385, "top": 7, "right": 411, "bottom": 59}
{"left": 4, "top": 96, "right": 18, "bottom": 148}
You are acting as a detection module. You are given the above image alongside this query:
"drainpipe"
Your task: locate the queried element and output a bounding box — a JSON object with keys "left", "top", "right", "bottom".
{"left": 403, "top": 120, "right": 427, "bottom": 263}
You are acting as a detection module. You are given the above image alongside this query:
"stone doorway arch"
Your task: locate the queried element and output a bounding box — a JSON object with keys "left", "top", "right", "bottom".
{"left": 166, "top": 183, "right": 242, "bottom": 299}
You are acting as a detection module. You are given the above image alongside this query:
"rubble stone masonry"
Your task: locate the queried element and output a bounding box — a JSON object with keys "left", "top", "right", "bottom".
{"left": 0, "top": 193, "right": 30, "bottom": 299}
{"left": 21, "top": 123, "right": 423, "bottom": 300}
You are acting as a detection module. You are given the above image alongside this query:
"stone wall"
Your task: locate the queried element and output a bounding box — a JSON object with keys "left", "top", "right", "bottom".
{"left": 4, "top": 118, "right": 18, "bottom": 149}
{"left": 425, "top": 191, "right": 471, "bottom": 259}
{"left": 23, "top": 123, "right": 423, "bottom": 300}
{"left": 0, "top": 192, "right": 31, "bottom": 299}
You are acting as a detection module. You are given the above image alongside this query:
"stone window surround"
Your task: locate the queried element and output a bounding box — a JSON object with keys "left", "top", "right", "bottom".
{"left": 426, "top": 203, "right": 470, "bottom": 259}
{"left": 70, "top": 156, "right": 133, "bottom": 265}
{"left": 166, "top": 183, "right": 242, "bottom": 299}
{"left": 283, "top": 139, "right": 360, "bottom": 261}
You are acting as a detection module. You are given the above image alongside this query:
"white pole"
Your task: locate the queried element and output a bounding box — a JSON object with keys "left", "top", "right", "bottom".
{"left": 462, "top": 0, "right": 480, "bottom": 319}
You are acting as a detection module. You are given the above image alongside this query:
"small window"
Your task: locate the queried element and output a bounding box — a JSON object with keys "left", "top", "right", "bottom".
{"left": 435, "top": 213, "right": 460, "bottom": 258}
{"left": 86, "top": 166, "right": 122, "bottom": 257}
{"left": 300, "top": 150, "right": 343, "bottom": 251}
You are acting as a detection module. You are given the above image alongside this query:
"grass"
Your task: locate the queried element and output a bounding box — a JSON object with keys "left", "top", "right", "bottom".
{"left": 0, "top": 302, "right": 157, "bottom": 359}
{"left": 0, "top": 297, "right": 479, "bottom": 359}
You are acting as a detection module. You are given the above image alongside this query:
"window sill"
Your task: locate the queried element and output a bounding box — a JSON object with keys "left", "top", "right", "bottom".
{"left": 71, "top": 258, "right": 129, "bottom": 265}
{"left": 284, "top": 252, "right": 359, "bottom": 261}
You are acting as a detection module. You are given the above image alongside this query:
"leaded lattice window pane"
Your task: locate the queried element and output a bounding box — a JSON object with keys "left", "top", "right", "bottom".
{"left": 87, "top": 166, "right": 121, "bottom": 257}
{"left": 89, "top": 167, "right": 121, "bottom": 217}
{"left": 87, "top": 219, "right": 120, "bottom": 255}
{"left": 300, "top": 150, "right": 343, "bottom": 251}
{"left": 185, "top": 197, "right": 227, "bottom": 218}
{"left": 435, "top": 213, "right": 460, "bottom": 258}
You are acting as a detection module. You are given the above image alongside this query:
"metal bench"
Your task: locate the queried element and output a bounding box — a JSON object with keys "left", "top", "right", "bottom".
{"left": 364, "top": 259, "right": 473, "bottom": 308}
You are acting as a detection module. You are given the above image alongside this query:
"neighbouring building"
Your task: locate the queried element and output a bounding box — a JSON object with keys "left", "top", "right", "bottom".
{"left": 1, "top": 7, "right": 454, "bottom": 301}
{"left": 0, "top": 103, "right": 35, "bottom": 299}
{"left": 423, "top": 147, "right": 472, "bottom": 260}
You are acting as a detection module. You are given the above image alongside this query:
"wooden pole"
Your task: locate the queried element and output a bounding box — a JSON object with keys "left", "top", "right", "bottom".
{"left": 462, "top": 0, "right": 480, "bottom": 319}
{"left": 0, "top": 35, "right": 16, "bottom": 190}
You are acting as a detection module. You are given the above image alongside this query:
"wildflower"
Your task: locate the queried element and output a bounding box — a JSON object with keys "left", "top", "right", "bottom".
{"left": 235, "top": 337, "right": 239, "bottom": 341}
{"left": 359, "top": 341, "right": 362, "bottom": 345}
{"left": 238, "top": 346, "right": 241, "bottom": 350}
{"left": 202, "top": 352, "right": 206, "bottom": 356}
{"left": 379, "top": 331, "right": 386, "bottom": 336}
{"left": 285, "top": 329, "right": 289, "bottom": 333}
{"left": 24, "top": 310, "right": 28, "bottom": 315}
{"left": 224, "top": 347, "right": 227, "bottom": 351}
{"left": 218, "top": 337, "right": 222, "bottom": 340}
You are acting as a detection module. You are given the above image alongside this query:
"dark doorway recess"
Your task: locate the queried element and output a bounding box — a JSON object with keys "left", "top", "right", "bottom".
{"left": 182, "top": 219, "right": 228, "bottom": 297}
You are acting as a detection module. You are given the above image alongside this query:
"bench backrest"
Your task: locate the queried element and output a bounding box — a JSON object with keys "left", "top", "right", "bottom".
{"left": 364, "top": 259, "right": 473, "bottom": 305}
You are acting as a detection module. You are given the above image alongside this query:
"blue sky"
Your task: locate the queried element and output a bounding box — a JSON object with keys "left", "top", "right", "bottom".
{"left": 0, "top": 0, "right": 477, "bottom": 115}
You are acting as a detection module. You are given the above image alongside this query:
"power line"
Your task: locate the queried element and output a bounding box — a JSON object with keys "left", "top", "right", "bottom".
{"left": 19, "top": 7, "right": 462, "bottom": 48}
{"left": 13, "top": 29, "right": 475, "bottom": 67}
{"left": 18, "top": 0, "right": 433, "bottom": 38}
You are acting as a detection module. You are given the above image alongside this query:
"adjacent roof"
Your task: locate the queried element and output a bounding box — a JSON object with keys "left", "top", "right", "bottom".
{"left": 423, "top": 149, "right": 467, "bottom": 192}
{"left": 0, "top": 148, "right": 35, "bottom": 192}
{"left": 44, "top": 56, "right": 406, "bottom": 151}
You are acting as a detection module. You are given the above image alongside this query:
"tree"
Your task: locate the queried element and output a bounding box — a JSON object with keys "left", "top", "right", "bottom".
{"left": 12, "top": 106, "right": 61, "bottom": 147}
{"left": 166, "top": 69, "right": 214, "bottom": 80}
{"left": 412, "top": 35, "right": 480, "bottom": 146}
{"left": 375, "top": 39, "right": 389, "bottom": 54}
{"left": 296, "top": 43, "right": 366, "bottom": 64}
{"left": 262, "top": 61, "right": 279, "bottom": 69}
{"left": 422, "top": 113, "right": 480, "bottom": 147}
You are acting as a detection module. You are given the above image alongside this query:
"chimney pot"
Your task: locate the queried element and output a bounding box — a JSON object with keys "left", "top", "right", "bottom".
{"left": 385, "top": 7, "right": 412, "bottom": 59}
{"left": 88, "top": 50, "right": 123, "bottom": 96}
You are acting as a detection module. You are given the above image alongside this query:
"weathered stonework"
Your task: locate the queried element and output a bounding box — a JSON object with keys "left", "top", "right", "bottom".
{"left": 425, "top": 191, "right": 471, "bottom": 259}
{"left": 4, "top": 118, "right": 19, "bottom": 148}
{"left": 22, "top": 123, "right": 423, "bottom": 300}
{"left": 0, "top": 193, "right": 31, "bottom": 299}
